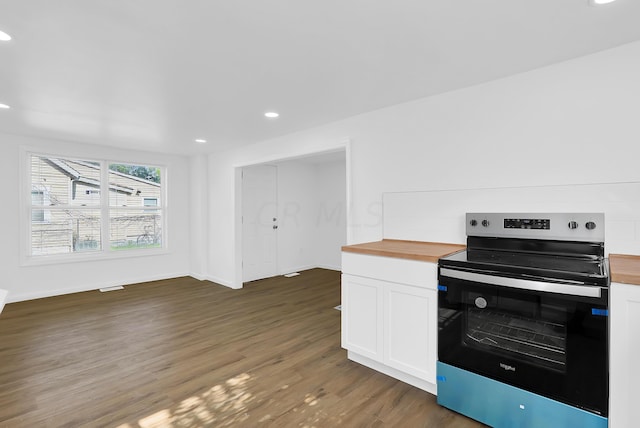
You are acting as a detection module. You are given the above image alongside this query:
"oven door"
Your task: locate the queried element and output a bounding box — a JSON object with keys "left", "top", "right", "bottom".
{"left": 438, "top": 268, "right": 609, "bottom": 416}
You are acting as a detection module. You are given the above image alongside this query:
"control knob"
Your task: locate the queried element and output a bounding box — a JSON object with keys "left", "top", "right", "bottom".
{"left": 568, "top": 221, "right": 578, "bottom": 229}
{"left": 481, "top": 219, "right": 490, "bottom": 227}
{"left": 469, "top": 219, "right": 478, "bottom": 227}
{"left": 585, "top": 221, "right": 597, "bottom": 230}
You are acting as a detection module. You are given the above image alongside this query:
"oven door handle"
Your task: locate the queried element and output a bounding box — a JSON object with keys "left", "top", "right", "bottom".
{"left": 439, "top": 268, "right": 602, "bottom": 298}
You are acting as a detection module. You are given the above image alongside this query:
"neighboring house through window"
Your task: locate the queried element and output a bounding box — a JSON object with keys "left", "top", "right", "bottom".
{"left": 26, "top": 154, "right": 165, "bottom": 259}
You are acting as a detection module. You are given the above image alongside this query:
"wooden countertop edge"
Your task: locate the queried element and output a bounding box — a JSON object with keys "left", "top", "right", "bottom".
{"left": 342, "top": 239, "right": 466, "bottom": 263}
{"left": 609, "top": 254, "right": 640, "bottom": 286}
{"left": 342, "top": 245, "right": 640, "bottom": 285}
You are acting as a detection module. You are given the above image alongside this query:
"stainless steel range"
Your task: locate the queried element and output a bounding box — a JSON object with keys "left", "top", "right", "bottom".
{"left": 437, "top": 213, "right": 609, "bottom": 428}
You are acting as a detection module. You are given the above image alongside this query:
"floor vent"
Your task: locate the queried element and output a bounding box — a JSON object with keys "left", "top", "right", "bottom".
{"left": 284, "top": 272, "right": 300, "bottom": 278}
{"left": 99, "top": 286, "right": 124, "bottom": 292}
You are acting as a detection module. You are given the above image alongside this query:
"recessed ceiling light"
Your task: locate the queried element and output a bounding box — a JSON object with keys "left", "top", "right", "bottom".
{"left": 195, "top": 139, "right": 207, "bottom": 144}
{"left": 0, "top": 103, "right": 10, "bottom": 109}
{"left": 0, "top": 30, "right": 11, "bottom": 42}
{"left": 265, "top": 112, "right": 279, "bottom": 118}
{"left": 590, "top": 0, "right": 616, "bottom": 5}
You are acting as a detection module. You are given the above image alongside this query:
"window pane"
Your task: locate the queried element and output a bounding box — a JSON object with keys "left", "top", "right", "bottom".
{"left": 108, "top": 164, "right": 161, "bottom": 207}
{"left": 31, "top": 156, "right": 101, "bottom": 206}
{"left": 31, "top": 191, "right": 45, "bottom": 222}
{"left": 110, "top": 209, "right": 162, "bottom": 250}
{"left": 31, "top": 209, "right": 101, "bottom": 255}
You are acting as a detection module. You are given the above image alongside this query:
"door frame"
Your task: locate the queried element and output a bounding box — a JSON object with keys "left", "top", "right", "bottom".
{"left": 233, "top": 138, "right": 352, "bottom": 289}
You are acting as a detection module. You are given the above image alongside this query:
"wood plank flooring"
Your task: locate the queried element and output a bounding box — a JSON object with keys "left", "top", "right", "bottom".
{"left": 0, "top": 269, "right": 484, "bottom": 427}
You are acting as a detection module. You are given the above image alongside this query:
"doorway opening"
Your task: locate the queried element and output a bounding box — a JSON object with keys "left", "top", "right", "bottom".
{"left": 236, "top": 146, "right": 350, "bottom": 288}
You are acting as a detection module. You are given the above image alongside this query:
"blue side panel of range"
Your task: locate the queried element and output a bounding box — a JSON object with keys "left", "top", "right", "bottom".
{"left": 436, "top": 362, "right": 607, "bottom": 428}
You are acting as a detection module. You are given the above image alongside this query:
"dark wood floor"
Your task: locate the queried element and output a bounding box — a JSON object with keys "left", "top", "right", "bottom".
{"left": 0, "top": 269, "right": 484, "bottom": 427}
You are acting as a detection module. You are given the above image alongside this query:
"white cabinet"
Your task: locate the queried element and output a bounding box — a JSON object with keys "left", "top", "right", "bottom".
{"left": 341, "top": 252, "right": 438, "bottom": 394}
{"left": 609, "top": 281, "right": 640, "bottom": 428}
{"left": 341, "top": 274, "right": 383, "bottom": 361}
{"left": 384, "top": 281, "right": 437, "bottom": 381}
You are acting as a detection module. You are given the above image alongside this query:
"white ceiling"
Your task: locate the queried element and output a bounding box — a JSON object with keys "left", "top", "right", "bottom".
{"left": 0, "top": 1, "right": 639, "bottom": 155}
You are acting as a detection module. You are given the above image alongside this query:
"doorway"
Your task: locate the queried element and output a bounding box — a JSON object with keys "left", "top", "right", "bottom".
{"left": 237, "top": 147, "right": 349, "bottom": 287}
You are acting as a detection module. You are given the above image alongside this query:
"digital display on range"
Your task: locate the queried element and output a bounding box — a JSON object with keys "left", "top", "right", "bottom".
{"left": 504, "top": 218, "right": 550, "bottom": 230}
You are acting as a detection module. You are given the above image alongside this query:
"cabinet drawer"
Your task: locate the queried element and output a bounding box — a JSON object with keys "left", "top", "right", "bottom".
{"left": 342, "top": 252, "right": 437, "bottom": 289}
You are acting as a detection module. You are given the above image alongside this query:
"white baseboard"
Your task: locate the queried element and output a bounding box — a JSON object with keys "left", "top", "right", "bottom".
{"left": 279, "top": 264, "right": 341, "bottom": 276}
{"left": 197, "top": 274, "right": 238, "bottom": 289}
{"left": 7, "top": 271, "right": 191, "bottom": 303}
{"left": 315, "top": 263, "right": 341, "bottom": 271}
{"left": 279, "top": 264, "right": 315, "bottom": 276}
{"left": 190, "top": 272, "right": 208, "bottom": 281}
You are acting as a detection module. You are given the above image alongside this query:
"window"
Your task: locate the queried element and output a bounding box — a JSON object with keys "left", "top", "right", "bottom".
{"left": 108, "top": 163, "right": 163, "bottom": 251}
{"left": 26, "top": 155, "right": 165, "bottom": 258}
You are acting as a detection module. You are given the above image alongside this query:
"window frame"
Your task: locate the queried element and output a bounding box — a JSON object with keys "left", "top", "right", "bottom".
{"left": 21, "top": 149, "right": 168, "bottom": 266}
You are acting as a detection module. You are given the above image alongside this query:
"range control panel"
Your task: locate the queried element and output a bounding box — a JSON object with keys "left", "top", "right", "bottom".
{"left": 466, "top": 213, "right": 604, "bottom": 242}
{"left": 504, "top": 218, "right": 550, "bottom": 230}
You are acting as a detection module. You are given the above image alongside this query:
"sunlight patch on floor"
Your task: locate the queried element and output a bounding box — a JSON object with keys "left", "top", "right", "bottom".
{"left": 116, "top": 373, "right": 334, "bottom": 427}
{"left": 117, "top": 372, "right": 253, "bottom": 428}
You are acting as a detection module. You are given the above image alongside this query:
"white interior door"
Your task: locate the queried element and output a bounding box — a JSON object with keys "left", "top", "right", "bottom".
{"left": 242, "top": 164, "right": 278, "bottom": 282}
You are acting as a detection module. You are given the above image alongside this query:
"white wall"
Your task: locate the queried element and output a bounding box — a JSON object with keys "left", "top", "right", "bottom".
{"left": 204, "top": 40, "right": 640, "bottom": 287}
{"left": 314, "top": 160, "right": 347, "bottom": 269}
{"left": 0, "top": 133, "right": 191, "bottom": 303}
{"left": 383, "top": 183, "right": 640, "bottom": 255}
{"left": 275, "top": 158, "right": 347, "bottom": 275}
{"left": 189, "top": 154, "right": 209, "bottom": 279}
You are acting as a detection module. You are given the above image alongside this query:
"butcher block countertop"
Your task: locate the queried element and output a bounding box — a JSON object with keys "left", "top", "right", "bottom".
{"left": 342, "top": 239, "right": 465, "bottom": 263}
{"left": 342, "top": 241, "right": 640, "bottom": 284}
{"left": 609, "top": 254, "right": 640, "bottom": 285}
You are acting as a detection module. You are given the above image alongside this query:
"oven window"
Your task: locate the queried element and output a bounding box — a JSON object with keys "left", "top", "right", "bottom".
{"left": 463, "top": 291, "right": 567, "bottom": 372}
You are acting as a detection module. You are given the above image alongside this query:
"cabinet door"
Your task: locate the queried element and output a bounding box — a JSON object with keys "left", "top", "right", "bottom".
{"left": 341, "top": 274, "right": 383, "bottom": 361}
{"left": 384, "top": 282, "right": 436, "bottom": 382}
{"left": 610, "top": 282, "right": 640, "bottom": 428}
